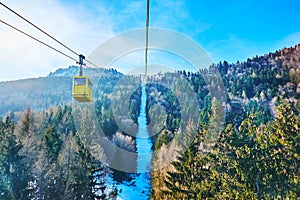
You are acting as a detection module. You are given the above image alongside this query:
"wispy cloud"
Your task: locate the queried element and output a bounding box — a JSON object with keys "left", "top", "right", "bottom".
{"left": 275, "top": 32, "right": 300, "bottom": 49}
{"left": 0, "top": 0, "right": 206, "bottom": 81}
{"left": 2, "top": 0, "right": 298, "bottom": 81}
{"left": 205, "top": 32, "right": 300, "bottom": 64}
{"left": 151, "top": 0, "right": 210, "bottom": 37}
{"left": 0, "top": 0, "right": 114, "bottom": 81}
{"left": 204, "top": 34, "right": 277, "bottom": 64}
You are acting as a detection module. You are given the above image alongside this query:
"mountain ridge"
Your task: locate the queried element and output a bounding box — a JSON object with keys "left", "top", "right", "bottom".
{"left": 0, "top": 44, "right": 299, "bottom": 117}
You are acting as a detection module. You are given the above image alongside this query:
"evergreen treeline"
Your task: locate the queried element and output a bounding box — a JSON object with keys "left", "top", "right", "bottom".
{"left": 151, "top": 44, "right": 300, "bottom": 199}
{"left": 152, "top": 100, "right": 300, "bottom": 199}
{"left": 0, "top": 106, "right": 115, "bottom": 199}
{"left": 0, "top": 67, "right": 115, "bottom": 117}
{"left": 1, "top": 41, "right": 300, "bottom": 199}
{"left": 0, "top": 68, "right": 143, "bottom": 199}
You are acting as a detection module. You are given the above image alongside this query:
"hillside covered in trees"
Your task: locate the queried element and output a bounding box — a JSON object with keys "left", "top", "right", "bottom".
{"left": 0, "top": 66, "right": 117, "bottom": 117}
{"left": 150, "top": 44, "right": 300, "bottom": 199}
{"left": 0, "top": 44, "right": 300, "bottom": 199}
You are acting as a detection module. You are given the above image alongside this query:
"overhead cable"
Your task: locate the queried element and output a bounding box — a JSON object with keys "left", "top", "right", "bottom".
{"left": 0, "top": 2, "right": 101, "bottom": 69}
{"left": 0, "top": 19, "right": 77, "bottom": 62}
{"left": 144, "top": 0, "right": 150, "bottom": 76}
{"left": 0, "top": 2, "right": 79, "bottom": 56}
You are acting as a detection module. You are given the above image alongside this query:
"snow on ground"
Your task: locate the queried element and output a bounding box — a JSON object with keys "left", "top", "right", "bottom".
{"left": 107, "top": 85, "right": 153, "bottom": 200}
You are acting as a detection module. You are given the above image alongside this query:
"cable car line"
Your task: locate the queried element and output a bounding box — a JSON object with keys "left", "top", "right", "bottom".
{"left": 1, "top": 1, "right": 152, "bottom": 103}
{"left": 0, "top": 2, "right": 79, "bottom": 57}
{"left": 0, "top": 19, "right": 105, "bottom": 80}
{"left": 0, "top": 18, "right": 103, "bottom": 79}
{"left": 0, "top": 19, "right": 78, "bottom": 63}
{"left": 0, "top": 18, "right": 100, "bottom": 103}
{"left": 144, "top": 0, "right": 150, "bottom": 77}
{"left": 0, "top": 2, "right": 100, "bottom": 69}
{"left": 85, "top": 59, "right": 100, "bottom": 69}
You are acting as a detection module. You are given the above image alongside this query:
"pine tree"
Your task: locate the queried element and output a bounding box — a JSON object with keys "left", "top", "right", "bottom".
{"left": 58, "top": 131, "right": 108, "bottom": 200}
{"left": 16, "top": 109, "right": 40, "bottom": 168}
{"left": 163, "top": 127, "right": 217, "bottom": 199}
{"left": 0, "top": 116, "right": 32, "bottom": 200}
{"left": 204, "top": 97, "right": 224, "bottom": 152}
{"left": 217, "top": 101, "right": 300, "bottom": 199}
{"left": 73, "top": 132, "right": 97, "bottom": 200}
{"left": 41, "top": 124, "right": 63, "bottom": 162}
{"left": 58, "top": 131, "right": 79, "bottom": 200}
{"left": 220, "top": 114, "right": 261, "bottom": 199}
{"left": 92, "top": 161, "right": 107, "bottom": 200}
{"left": 260, "top": 101, "right": 300, "bottom": 198}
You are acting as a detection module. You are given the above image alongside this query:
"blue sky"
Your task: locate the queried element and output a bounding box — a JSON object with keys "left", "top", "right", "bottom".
{"left": 1, "top": 0, "right": 300, "bottom": 81}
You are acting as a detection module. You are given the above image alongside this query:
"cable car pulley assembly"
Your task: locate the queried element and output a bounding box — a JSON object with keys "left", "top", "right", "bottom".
{"left": 72, "top": 55, "right": 93, "bottom": 102}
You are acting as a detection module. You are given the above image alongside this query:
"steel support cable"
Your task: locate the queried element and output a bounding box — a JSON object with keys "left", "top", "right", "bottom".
{"left": 0, "top": 2, "right": 100, "bottom": 69}
{"left": 0, "top": 2, "right": 79, "bottom": 56}
{"left": 85, "top": 60, "right": 100, "bottom": 68}
{"left": 0, "top": 20, "right": 105, "bottom": 79}
{"left": 0, "top": 19, "right": 77, "bottom": 62}
{"left": 145, "top": 0, "right": 150, "bottom": 76}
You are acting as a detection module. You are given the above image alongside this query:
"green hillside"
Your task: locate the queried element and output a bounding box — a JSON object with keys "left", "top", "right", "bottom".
{"left": 0, "top": 44, "right": 299, "bottom": 199}
{"left": 0, "top": 66, "right": 113, "bottom": 117}
{"left": 151, "top": 44, "right": 300, "bottom": 199}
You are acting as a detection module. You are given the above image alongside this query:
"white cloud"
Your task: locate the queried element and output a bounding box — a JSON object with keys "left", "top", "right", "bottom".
{"left": 0, "top": 0, "right": 114, "bottom": 81}
{"left": 204, "top": 35, "right": 274, "bottom": 63}
{"left": 0, "top": 0, "right": 203, "bottom": 81}
{"left": 206, "top": 32, "right": 300, "bottom": 64}
{"left": 150, "top": 0, "right": 210, "bottom": 37}
{"left": 275, "top": 32, "right": 300, "bottom": 50}
{"left": 151, "top": 0, "right": 189, "bottom": 28}
{"left": 110, "top": 49, "right": 196, "bottom": 76}
{"left": 1, "top": 0, "right": 298, "bottom": 81}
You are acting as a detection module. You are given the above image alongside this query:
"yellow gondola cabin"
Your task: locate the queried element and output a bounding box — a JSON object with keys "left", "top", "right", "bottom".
{"left": 72, "top": 76, "right": 93, "bottom": 102}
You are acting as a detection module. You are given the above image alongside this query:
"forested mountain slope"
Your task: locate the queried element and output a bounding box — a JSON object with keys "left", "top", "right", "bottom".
{"left": 0, "top": 66, "right": 114, "bottom": 117}
{"left": 0, "top": 66, "right": 138, "bottom": 199}
{"left": 151, "top": 44, "right": 300, "bottom": 199}
{"left": 0, "top": 44, "right": 299, "bottom": 199}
